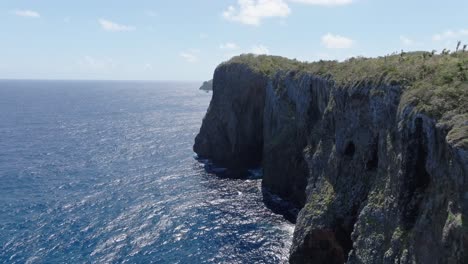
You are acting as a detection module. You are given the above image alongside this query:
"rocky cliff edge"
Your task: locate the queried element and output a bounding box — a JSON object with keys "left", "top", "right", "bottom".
{"left": 194, "top": 52, "right": 468, "bottom": 263}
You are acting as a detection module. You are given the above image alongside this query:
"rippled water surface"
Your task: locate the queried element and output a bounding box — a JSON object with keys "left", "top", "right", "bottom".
{"left": 0, "top": 80, "right": 293, "bottom": 263}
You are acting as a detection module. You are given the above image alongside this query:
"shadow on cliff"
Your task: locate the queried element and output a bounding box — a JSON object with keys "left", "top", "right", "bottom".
{"left": 194, "top": 156, "right": 260, "bottom": 179}
{"left": 261, "top": 187, "right": 300, "bottom": 223}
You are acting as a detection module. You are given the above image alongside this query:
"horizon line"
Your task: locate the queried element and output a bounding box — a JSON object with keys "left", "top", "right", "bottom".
{"left": 0, "top": 78, "right": 206, "bottom": 83}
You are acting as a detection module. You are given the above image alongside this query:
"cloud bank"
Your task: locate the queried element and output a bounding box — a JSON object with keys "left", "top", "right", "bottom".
{"left": 321, "top": 33, "right": 354, "bottom": 49}
{"left": 12, "top": 10, "right": 40, "bottom": 18}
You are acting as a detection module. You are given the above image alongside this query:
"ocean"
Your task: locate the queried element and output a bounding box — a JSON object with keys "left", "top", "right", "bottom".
{"left": 0, "top": 80, "right": 293, "bottom": 263}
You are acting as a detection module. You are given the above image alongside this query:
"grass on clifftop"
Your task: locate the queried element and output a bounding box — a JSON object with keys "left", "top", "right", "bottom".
{"left": 223, "top": 51, "right": 467, "bottom": 148}
{"left": 224, "top": 51, "right": 468, "bottom": 119}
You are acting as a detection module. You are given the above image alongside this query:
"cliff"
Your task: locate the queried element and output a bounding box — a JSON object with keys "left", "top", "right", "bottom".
{"left": 194, "top": 52, "right": 468, "bottom": 263}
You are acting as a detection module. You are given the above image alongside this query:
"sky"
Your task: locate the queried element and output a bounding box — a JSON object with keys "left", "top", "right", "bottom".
{"left": 1, "top": 0, "right": 467, "bottom": 81}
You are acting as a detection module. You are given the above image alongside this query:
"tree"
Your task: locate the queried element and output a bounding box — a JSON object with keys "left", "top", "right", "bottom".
{"left": 456, "top": 41, "right": 461, "bottom": 52}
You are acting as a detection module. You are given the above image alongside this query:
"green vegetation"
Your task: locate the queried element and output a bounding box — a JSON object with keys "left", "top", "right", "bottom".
{"left": 223, "top": 50, "right": 467, "bottom": 147}
{"left": 446, "top": 114, "right": 468, "bottom": 148}
{"left": 391, "top": 225, "right": 410, "bottom": 248}
{"left": 304, "top": 179, "right": 335, "bottom": 218}
{"left": 392, "top": 226, "right": 404, "bottom": 240}
{"left": 447, "top": 211, "right": 463, "bottom": 233}
{"left": 223, "top": 51, "right": 467, "bottom": 116}
{"left": 224, "top": 54, "right": 308, "bottom": 76}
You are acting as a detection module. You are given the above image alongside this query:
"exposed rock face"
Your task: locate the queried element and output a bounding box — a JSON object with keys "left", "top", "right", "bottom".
{"left": 262, "top": 73, "right": 331, "bottom": 207}
{"left": 289, "top": 82, "right": 467, "bottom": 264}
{"left": 194, "top": 63, "right": 267, "bottom": 169}
{"left": 193, "top": 55, "right": 467, "bottom": 263}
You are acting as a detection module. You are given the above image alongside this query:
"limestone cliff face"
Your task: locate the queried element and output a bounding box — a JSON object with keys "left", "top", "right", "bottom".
{"left": 194, "top": 55, "right": 467, "bottom": 263}
{"left": 262, "top": 73, "right": 331, "bottom": 207}
{"left": 194, "top": 63, "right": 267, "bottom": 169}
{"left": 290, "top": 81, "right": 467, "bottom": 264}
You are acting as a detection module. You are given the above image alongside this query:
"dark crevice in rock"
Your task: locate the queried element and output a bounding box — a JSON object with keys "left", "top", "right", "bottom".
{"left": 335, "top": 201, "right": 361, "bottom": 262}
{"left": 400, "top": 117, "right": 431, "bottom": 230}
{"left": 293, "top": 230, "right": 346, "bottom": 264}
{"left": 306, "top": 101, "right": 322, "bottom": 131}
{"left": 290, "top": 204, "right": 361, "bottom": 264}
{"left": 334, "top": 218, "right": 354, "bottom": 261}
{"left": 344, "top": 142, "right": 356, "bottom": 157}
{"left": 366, "top": 136, "right": 379, "bottom": 171}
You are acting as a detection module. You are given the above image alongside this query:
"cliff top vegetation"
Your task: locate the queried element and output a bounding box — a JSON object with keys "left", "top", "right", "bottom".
{"left": 223, "top": 49, "right": 467, "bottom": 148}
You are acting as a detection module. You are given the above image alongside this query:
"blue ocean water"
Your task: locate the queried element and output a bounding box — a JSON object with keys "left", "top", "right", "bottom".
{"left": 0, "top": 80, "right": 293, "bottom": 263}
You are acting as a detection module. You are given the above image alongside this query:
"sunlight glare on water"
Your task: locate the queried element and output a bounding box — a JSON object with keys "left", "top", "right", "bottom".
{"left": 0, "top": 80, "right": 293, "bottom": 263}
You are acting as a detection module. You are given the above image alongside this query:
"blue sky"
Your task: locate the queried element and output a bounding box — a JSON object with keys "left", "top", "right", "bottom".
{"left": 1, "top": 0, "right": 467, "bottom": 81}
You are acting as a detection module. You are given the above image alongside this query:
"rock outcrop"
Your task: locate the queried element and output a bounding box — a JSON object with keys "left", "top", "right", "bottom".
{"left": 194, "top": 64, "right": 267, "bottom": 169}
{"left": 194, "top": 53, "right": 468, "bottom": 263}
{"left": 199, "top": 79, "right": 213, "bottom": 91}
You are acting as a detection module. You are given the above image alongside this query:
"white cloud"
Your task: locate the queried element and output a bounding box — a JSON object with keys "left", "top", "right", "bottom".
{"left": 99, "top": 19, "right": 135, "bottom": 32}
{"left": 251, "top": 44, "right": 270, "bottom": 54}
{"left": 180, "top": 50, "right": 199, "bottom": 63}
{"left": 400, "top": 35, "right": 415, "bottom": 46}
{"left": 223, "top": 0, "right": 291, "bottom": 26}
{"left": 321, "top": 33, "right": 354, "bottom": 49}
{"left": 12, "top": 10, "right": 40, "bottom": 18}
{"left": 432, "top": 29, "right": 468, "bottom": 41}
{"left": 222, "top": 0, "right": 354, "bottom": 26}
{"left": 289, "top": 0, "right": 352, "bottom": 6}
{"left": 220, "top": 42, "right": 240, "bottom": 50}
